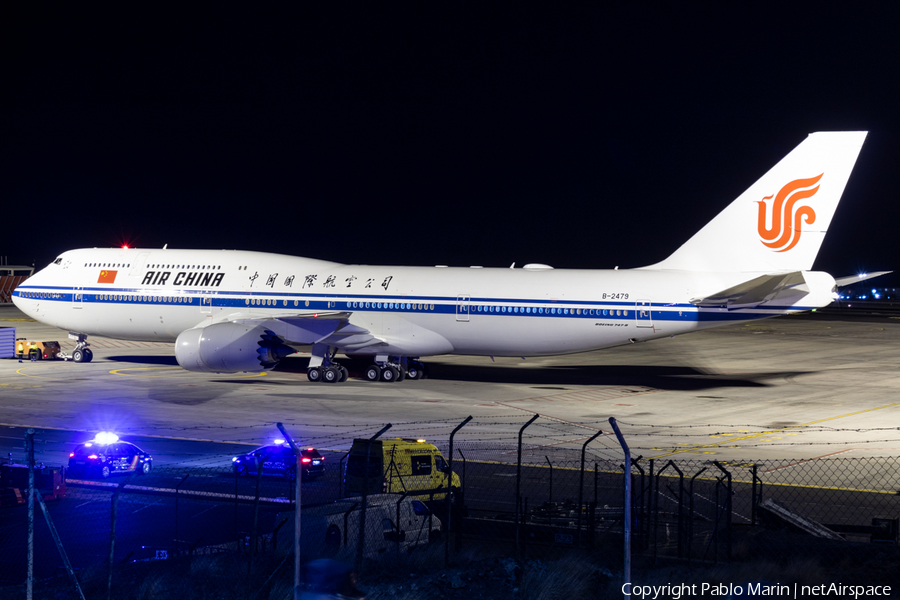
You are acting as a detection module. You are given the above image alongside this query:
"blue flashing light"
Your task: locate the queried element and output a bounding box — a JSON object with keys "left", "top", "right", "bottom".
{"left": 93, "top": 432, "right": 119, "bottom": 445}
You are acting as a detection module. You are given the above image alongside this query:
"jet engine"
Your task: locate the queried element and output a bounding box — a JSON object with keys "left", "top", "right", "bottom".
{"left": 175, "top": 323, "right": 294, "bottom": 373}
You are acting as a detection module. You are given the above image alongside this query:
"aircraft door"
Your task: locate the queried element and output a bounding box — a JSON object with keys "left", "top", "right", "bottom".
{"left": 200, "top": 296, "right": 212, "bottom": 314}
{"left": 456, "top": 295, "right": 470, "bottom": 322}
{"left": 129, "top": 252, "right": 149, "bottom": 277}
{"left": 635, "top": 300, "right": 652, "bottom": 328}
{"left": 72, "top": 286, "right": 83, "bottom": 309}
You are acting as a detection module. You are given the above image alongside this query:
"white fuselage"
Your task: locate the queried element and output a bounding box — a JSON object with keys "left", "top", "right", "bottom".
{"left": 12, "top": 248, "right": 833, "bottom": 360}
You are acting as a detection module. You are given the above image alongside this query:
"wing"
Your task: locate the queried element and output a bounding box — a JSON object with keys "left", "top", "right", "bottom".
{"left": 690, "top": 272, "right": 809, "bottom": 309}
{"left": 222, "top": 311, "right": 387, "bottom": 352}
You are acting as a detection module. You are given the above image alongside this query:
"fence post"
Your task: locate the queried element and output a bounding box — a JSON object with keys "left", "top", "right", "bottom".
{"left": 577, "top": 430, "right": 603, "bottom": 546}
{"left": 446, "top": 416, "right": 472, "bottom": 568}
{"left": 608, "top": 418, "right": 631, "bottom": 592}
{"left": 751, "top": 464, "right": 760, "bottom": 526}
{"left": 276, "top": 422, "right": 304, "bottom": 600}
{"left": 545, "top": 456, "right": 552, "bottom": 507}
{"left": 713, "top": 461, "right": 732, "bottom": 561}
{"left": 108, "top": 472, "right": 137, "bottom": 600}
{"left": 175, "top": 474, "right": 190, "bottom": 553}
{"left": 631, "top": 458, "right": 645, "bottom": 550}
{"left": 457, "top": 449, "right": 467, "bottom": 507}
{"left": 688, "top": 467, "right": 706, "bottom": 565}
{"left": 249, "top": 456, "right": 262, "bottom": 576}
{"left": 339, "top": 452, "right": 349, "bottom": 498}
{"left": 356, "top": 424, "right": 392, "bottom": 573}
{"left": 647, "top": 459, "right": 654, "bottom": 544}
{"left": 515, "top": 414, "right": 539, "bottom": 558}
{"left": 26, "top": 428, "right": 34, "bottom": 600}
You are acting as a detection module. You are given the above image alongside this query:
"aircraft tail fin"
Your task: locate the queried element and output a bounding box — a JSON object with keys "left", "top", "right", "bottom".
{"left": 644, "top": 131, "right": 867, "bottom": 273}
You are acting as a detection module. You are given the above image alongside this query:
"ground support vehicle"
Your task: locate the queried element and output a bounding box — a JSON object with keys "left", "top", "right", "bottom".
{"left": 15, "top": 338, "right": 62, "bottom": 361}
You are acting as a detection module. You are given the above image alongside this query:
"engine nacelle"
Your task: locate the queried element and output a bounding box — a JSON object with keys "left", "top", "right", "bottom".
{"left": 175, "top": 323, "right": 294, "bottom": 373}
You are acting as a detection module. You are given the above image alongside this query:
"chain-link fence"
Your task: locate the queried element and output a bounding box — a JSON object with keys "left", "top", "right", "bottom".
{"left": 2, "top": 431, "right": 899, "bottom": 596}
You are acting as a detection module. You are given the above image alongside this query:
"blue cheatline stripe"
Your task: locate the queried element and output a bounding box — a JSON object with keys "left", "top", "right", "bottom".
{"left": 13, "top": 286, "right": 815, "bottom": 324}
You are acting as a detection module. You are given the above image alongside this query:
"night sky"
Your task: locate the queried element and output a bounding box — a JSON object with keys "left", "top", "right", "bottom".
{"left": 4, "top": 5, "right": 899, "bottom": 283}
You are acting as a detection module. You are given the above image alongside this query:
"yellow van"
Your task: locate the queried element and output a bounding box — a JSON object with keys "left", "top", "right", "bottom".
{"left": 344, "top": 438, "right": 460, "bottom": 500}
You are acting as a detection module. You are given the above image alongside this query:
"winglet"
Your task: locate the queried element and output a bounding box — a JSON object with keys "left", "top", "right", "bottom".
{"left": 833, "top": 271, "right": 892, "bottom": 287}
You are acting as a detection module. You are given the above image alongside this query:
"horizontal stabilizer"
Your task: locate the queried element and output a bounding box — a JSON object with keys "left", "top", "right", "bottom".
{"left": 691, "top": 272, "right": 808, "bottom": 308}
{"left": 834, "top": 271, "right": 892, "bottom": 287}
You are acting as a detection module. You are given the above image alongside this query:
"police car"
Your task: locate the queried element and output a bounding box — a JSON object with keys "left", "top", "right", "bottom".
{"left": 232, "top": 441, "right": 325, "bottom": 480}
{"left": 67, "top": 432, "right": 153, "bottom": 479}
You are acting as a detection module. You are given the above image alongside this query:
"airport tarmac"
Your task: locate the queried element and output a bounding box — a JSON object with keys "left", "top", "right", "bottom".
{"left": 2, "top": 304, "right": 900, "bottom": 463}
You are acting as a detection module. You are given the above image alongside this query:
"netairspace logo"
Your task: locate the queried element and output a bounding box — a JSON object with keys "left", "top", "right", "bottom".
{"left": 623, "top": 582, "right": 892, "bottom": 599}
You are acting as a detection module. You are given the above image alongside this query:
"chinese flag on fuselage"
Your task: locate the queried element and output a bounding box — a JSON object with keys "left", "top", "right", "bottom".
{"left": 98, "top": 270, "right": 118, "bottom": 284}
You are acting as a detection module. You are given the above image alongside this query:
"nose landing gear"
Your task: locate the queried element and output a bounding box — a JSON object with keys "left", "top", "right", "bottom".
{"left": 62, "top": 333, "right": 93, "bottom": 363}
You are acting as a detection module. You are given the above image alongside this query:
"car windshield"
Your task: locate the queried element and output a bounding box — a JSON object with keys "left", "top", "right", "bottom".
{"left": 72, "top": 444, "right": 105, "bottom": 457}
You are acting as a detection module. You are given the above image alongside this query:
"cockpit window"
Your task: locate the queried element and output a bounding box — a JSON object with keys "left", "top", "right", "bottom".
{"left": 53, "top": 258, "right": 62, "bottom": 265}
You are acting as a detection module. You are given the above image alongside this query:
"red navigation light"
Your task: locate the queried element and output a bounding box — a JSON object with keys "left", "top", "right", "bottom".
{"left": 122, "top": 245, "right": 129, "bottom": 249}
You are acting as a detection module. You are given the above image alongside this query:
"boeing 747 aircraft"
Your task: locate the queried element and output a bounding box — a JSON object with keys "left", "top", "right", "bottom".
{"left": 13, "top": 132, "right": 885, "bottom": 383}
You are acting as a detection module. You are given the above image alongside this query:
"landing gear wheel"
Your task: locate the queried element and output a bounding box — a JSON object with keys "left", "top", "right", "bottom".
{"left": 72, "top": 349, "right": 85, "bottom": 363}
{"left": 83, "top": 348, "right": 93, "bottom": 363}
{"left": 381, "top": 365, "right": 400, "bottom": 382}
{"left": 365, "top": 365, "right": 381, "bottom": 382}
{"left": 407, "top": 363, "right": 424, "bottom": 380}
{"left": 338, "top": 365, "right": 349, "bottom": 382}
{"left": 307, "top": 367, "right": 323, "bottom": 382}
{"left": 396, "top": 365, "right": 407, "bottom": 382}
{"left": 323, "top": 366, "right": 340, "bottom": 383}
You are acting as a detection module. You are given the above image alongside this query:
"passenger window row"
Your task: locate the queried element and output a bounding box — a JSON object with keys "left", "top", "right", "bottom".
{"left": 85, "top": 263, "right": 131, "bottom": 268}
{"left": 474, "top": 306, "right": 629, "bottom": 317}
{"left": 347, "top": 301, "right": 435, "bottom": 310}
{"left": 96, "top": 294, "right": 194, "bottom": 304}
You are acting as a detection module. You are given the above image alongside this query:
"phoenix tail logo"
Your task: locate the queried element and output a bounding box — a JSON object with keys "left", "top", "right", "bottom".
{"left": 755, "top": 174, "right": 823, "bottom": 252}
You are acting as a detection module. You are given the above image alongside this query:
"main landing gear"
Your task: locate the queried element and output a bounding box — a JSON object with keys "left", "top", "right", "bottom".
{"left": 307, "top": 363, "right": 349, "bottom": 384}
{"left": 304, "top": 347, "right": 426, "bottom": 384}
{"left": 305, "top": 344, "right": 349, "bottom": 383}
{"left": 363, "top": 357, "right": 426, "bottom": 383}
